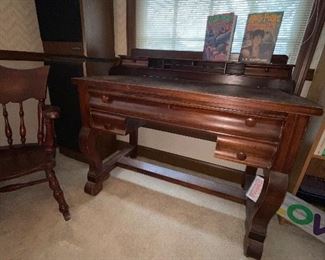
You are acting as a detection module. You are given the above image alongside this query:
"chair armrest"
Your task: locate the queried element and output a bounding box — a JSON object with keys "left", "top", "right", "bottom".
{"left": 43, "top": 105, "right": 60, "bottom": 119}
{"left": 43, "top": 105, "right": 60, "bottom": 153}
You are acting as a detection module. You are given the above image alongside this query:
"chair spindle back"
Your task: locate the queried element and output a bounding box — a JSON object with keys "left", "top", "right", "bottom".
{"left": 0, "top": 65, "right": 49, "bottom": 146}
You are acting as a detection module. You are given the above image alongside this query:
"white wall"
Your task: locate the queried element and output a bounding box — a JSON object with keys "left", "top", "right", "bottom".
{"left": 0, "top": 0, "right": 44, "bottom": 145}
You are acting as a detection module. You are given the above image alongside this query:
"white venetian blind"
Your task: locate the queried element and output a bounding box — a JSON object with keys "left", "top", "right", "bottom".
{"left": 136, "top": 0, "right": 314, "bottom": 63}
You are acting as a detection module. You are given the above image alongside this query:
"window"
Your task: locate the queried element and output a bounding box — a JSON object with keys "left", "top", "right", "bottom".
{"left": 136, "top": 0, "right": 314, "bottom": 63}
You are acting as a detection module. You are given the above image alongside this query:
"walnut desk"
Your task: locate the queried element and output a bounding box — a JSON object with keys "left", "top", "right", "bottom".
{"left": 73, "top": 74, "right": 322, "bottom": 259}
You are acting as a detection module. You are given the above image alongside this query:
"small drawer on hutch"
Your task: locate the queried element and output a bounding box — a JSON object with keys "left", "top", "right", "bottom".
{"left": 214, "top": 135, "right": 278, "bottom": 168}
{"left": 91, "top": 111, "right": 128, "bottom": 135}
{"left": 244, "top": 66, "right": 293, "bottom": 80}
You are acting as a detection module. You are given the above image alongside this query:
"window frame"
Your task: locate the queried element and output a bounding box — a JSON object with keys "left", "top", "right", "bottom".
{"left": 126, "top": 0, "right": 325, "bottom": 95}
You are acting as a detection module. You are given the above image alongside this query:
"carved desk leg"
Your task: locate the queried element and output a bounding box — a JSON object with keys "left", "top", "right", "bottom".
{"left": 244, "top": 170, "right": 288, "bottom": 259}
{"left": 80, "top": 127, "right": 105, "bottom": 195}
{"left": 242, "top": 166, "right": 257, "bottom": 189}
{"left": 129, "top": 128, "right": 138, "bottom": 158}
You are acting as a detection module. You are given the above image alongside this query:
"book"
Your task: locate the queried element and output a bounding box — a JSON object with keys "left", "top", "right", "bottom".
{"left": 239, "top": 12, "right": 283, "bottom": 63}
{"left": 202, "top": 13, "right": 237, "bottom": 62}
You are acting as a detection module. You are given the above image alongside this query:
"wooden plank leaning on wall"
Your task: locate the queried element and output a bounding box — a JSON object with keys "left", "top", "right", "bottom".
{"left": 289, "top": 44, "right": 325, "bottom": 194}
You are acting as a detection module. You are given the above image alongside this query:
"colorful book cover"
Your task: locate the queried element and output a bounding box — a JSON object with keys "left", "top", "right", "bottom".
{"left": 239, "top": 12, "right": 283, "bottom": 63}
{"left": 277, "top": 192, "right": 325, "bottom": 243}
{"left": 202, "top": 13, "right": 237, "bottom": 62}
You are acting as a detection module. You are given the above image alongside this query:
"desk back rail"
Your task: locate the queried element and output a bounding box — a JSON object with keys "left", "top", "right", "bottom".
{"left": 110, "top": 65, "right": 295, "bottom": 94}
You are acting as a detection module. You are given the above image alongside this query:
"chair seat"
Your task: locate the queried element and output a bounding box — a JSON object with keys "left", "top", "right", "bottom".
{"left": 0, "top": 144, "right": 54, "bottom": 181}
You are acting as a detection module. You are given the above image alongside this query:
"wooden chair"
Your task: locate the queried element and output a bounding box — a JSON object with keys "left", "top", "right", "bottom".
{"left": 0, "top": 65, "right": 70, "bottom": 221}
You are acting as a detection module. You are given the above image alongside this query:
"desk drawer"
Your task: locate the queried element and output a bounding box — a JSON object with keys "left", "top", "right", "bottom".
{"left": 88, "top": 92, "right": 284, "bottom": 142}
{"left": 91, "top": 112, "right": 128, "bottom": 135}
{"left": 215, "top": 135, "right": 278, "bottom": 168}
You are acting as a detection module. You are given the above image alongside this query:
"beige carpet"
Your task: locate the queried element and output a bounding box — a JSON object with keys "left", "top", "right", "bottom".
{"left": 0, "top": 153, "right": 324, "bottom": 260}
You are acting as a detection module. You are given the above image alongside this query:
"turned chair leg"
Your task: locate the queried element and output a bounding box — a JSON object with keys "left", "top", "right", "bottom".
{"left": 45, "top": 168, "right": 70, "bottom": 221}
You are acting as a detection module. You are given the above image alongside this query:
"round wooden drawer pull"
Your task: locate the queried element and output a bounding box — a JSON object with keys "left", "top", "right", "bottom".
{"left": 102, "top": 95, "right": 110, "bottom": 103}
{"left": 104, "top": 123, "right": 112, "bottom": 129}
{"left": 236, "top": 152, "right": 247, "bottom": 161}
{"left": 245, "top": 117, "right": 256, "bottom": 127}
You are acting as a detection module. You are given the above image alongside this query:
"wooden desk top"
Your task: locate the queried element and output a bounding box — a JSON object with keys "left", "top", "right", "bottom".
{"left": 73, "top": 75, "right": 322, "bottom": 116}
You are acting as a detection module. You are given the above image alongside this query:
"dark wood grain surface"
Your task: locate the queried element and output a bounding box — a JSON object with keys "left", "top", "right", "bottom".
{"left": 73, "top": 75, "right": 322, "bottom": 115}
{"left": 74, "top": 55, "right": 323, "bottom": 259}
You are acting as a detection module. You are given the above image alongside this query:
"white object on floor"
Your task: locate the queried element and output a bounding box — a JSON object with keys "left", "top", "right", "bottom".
{"left": 246, "top": 175, "right": 264, "bottom": 202}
